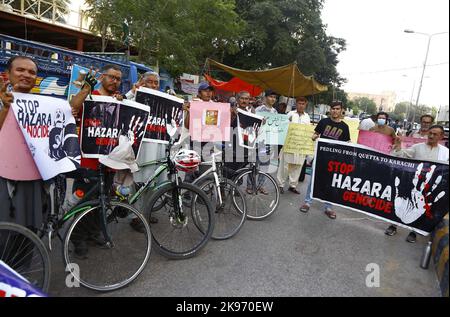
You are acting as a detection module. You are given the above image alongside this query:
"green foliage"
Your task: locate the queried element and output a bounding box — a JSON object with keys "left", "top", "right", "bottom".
{"left": 84, "top": 0, "right": 244, "bottom": 76}
{"left": 394, "top": 102, "right": 409, "bottom": 115}
{"left": 348, "top": 97, "right": 377, "bottom": 115}
{"left": 83, "top": 0, "right": 346, "bottom": 87}
{"left": 224, "top": 0, "right": 346, "bottom": 88}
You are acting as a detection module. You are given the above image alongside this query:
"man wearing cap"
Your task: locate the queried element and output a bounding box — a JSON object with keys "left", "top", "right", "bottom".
{"left": 277, "top": 96, "right": 311, "bottom": 195}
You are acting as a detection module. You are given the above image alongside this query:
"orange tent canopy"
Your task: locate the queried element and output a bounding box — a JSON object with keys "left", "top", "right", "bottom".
{"left": 206, "top": 58, "right": 328, "bottom": 97}
{"left": 204, "top": 74, "right": 263, "bottom": 97}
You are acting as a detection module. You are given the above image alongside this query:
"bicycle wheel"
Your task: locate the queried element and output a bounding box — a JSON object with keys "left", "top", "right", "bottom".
{"left": 234, "top": 170, "right": 280, "bottom": 220}
{"left": 197, "top": 179, "right": 246, "bottom": 240}
{"left": 146, "top": 182, "right": 214, "bottom": 259}
{"left": 0, "top": 222, "right": 51, "bottom": 293}
{"left": 63, "top": 200, "right": 151, "bottom": 291}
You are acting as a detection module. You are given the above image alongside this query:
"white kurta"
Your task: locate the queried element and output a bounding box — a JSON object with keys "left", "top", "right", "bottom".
{"left": 282, "top": 111, "right": 311, "bottom": 165}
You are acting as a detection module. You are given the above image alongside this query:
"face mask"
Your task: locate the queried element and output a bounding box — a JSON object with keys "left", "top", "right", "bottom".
{"left": 377, "top": 119, "right": 386, "bottom": 126}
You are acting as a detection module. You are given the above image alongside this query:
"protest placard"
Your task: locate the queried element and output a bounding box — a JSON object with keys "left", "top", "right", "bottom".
{"left": 283, "top": 123, "right": 315, "bottom": 155}
{"left": 357, "top": 130, "right": 394, "bottom": 154}
{"left": 237, "top": 109, "right": 264, "bottom": 149}
{"left": 189, "top": 101, "right": 231, "bottom": 142}
{"left": 256, "top": 112, "right": 289, "bottom": 145}
{"left": 67, "top": 64, "right": 101, "bottom": 102}
{"left": 81, "top": 96, "right": 149, "bottom": 159}
{"left": 135, "top": 87, "right": 184, "bottom": 144}
{"left": 10, "top": 93, "right": 81, "bottom": 180}
{"left": 312, "top": 138, "right": 449, "bottom": 235}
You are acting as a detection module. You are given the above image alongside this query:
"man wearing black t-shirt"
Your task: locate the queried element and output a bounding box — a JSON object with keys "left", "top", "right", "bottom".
{"left": 299, "top": 101, "right": 350, "bottom": 219}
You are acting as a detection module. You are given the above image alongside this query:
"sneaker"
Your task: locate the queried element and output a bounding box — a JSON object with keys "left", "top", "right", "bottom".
{"left": 149, "top": 216, "right": 159, "bottom": 224}
{"left": 324, "top": 209, "right": 336, "bottom": 220}
{"left": 279, "top": 187, "right": 285, "bottom": 194}
{"left": 288, "top": 187, "right": 301, "bottom": 195}
{"left": 406, "top": 232, "right": 417, "bottom": 243}
{"left": 130, "top": 218, "right": 146, "bottom": 233}
{"left": 246, "top": 188, "right": 254, "bottom": 195}
{"left": 299, "top": 204, "right": 310, "bottom": 213}
{"left": 385, "top": 225, "right": 397, "bottom": 236}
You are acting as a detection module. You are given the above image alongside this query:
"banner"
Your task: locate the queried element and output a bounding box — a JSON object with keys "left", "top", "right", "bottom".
{"left": 400, "top": 136, "right": 446, "bottom": 149}
{"left": 11, "top": 93, "right": 81, "bottom": 180}
{"left": 357, "top": 130, "right": 393, "bottom": 154}
{"left": 135, "top": 87, "right": 184, "bottom": 144}
{"left": 0, "top": 261, "right": 46, "bottom": 297}
{"left": 189, "top": 101, "right": 231, "bottom": 142}
{"left": 312, "top": 139, "right": 449, "bottom": 235}
{"left": 80, "top": 96, "right": 149, "bottom": 159}
{"left": 67, "top": 64, "right": 101, "bottom": 102}
{"left": 256, "top": 112, "right": 289, "bottom": 145}
{"left": 237, "top": 109, "right": 264, "bottom": 149}
{"left": 343, "top": 118, "right": 360, "bottom": 143}
{"left": 180, "top": 79, "right": 199, "bottom": 95}
{"left": 283, "top": 123, "right": 316, "bottom": 155}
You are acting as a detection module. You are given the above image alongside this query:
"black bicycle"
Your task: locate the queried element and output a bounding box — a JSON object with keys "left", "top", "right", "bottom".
{"left": 0, "top": 222, "right": 51, "bottom": 293}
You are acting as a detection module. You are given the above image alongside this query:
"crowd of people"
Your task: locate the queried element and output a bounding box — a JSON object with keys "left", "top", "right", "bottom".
{"left": 0, "top": 55, "right": 448, "bottom": 259}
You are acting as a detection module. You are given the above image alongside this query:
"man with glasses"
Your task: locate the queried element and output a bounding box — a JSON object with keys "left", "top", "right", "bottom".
{"left": 411, "top": 115, "right": 434, "bottom": 139}
{"left": 71, "top": 64, "right": 124, "bottom": 171}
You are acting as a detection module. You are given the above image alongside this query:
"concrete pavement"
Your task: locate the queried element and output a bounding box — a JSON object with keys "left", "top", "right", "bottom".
{"left": 48, "top": 175, "right": 441, "bottom": 297}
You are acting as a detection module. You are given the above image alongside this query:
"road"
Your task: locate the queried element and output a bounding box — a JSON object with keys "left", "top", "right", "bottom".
{"left": 48, "top": 175, "right": 441, "bottom": 297}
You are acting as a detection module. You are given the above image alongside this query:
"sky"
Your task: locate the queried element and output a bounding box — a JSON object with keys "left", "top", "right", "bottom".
{"left": 322, "top": 0, "right": 449, "bottom": 108}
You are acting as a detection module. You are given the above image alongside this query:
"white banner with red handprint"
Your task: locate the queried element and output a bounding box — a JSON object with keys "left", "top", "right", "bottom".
{"left": 135, "top": 87, "right": 184, "bottom": 144}
{"left": 311, "top": 139, "right": 449, "bottom": 235}
{"left": 9, "top": 93, "right": 81, "bottom": 180}
{"left": 80, "top": 96, "right": 149, "bottom": 159}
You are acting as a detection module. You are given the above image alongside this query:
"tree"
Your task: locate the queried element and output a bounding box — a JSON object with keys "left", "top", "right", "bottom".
{"left": 350, "top": 97, "right": 377, "bottom": 115}
{"left": 223, "top": 0, "right": 346, "bottom": 90}
{"left": 84, "top": 0, "right": 244, "bottom": 75}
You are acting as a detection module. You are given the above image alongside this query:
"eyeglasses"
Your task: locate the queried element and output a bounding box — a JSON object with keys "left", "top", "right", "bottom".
{"left": 104, "top": 74, "right": 122, "bottom": 82}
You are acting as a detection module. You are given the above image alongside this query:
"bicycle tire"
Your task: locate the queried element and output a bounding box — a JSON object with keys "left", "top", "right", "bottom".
{"left": 197, "top": 179, "right": 247, "bottom": 240}
{"left": 234, "top": 170, "right": 280, "bottom": 220}
{"left": 146, "top": 182, "right": 215, "bottom": 259}
{"left": 63, "top": 200, "right": 151, "bottom": 292}
{"left": 0, "top": 222, "right": 51, "bottom": 293}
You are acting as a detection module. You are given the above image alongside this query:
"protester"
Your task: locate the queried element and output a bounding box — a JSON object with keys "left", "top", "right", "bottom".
{"left": 385, "top": 125, "right": 449, "bottom": 243}
{"left": 277, "top": 97, "right": 311, "bottom": 194}
{"left": 276, "top": 102, "right": 287, "bottom": 114}
{"left": 252, "top": 90, "right": 279, "bottom": 195}
{"left": 411, "top": 114, "right": 434, "bottom": 139}
{"left": 69, "top": 64, "right": 125, "bottom": 255}
{"left": 125, "top": 71, "right": 163, "bottom": 231}
{"left": 299, "top": 101, "right": 351, "bottom": 219}
{"left": 359, "top": 114, "right": 376, "bottom": 131}
{"left": 369, "top": 112, "right": 396, "bottom": 139}
{"left": 0, "top": 56, "right": 46, "bottom": 232}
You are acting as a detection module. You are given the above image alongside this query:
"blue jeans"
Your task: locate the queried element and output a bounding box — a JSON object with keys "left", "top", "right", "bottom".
{"left": 304, "top": 175, "right": 332, "bottom": 210}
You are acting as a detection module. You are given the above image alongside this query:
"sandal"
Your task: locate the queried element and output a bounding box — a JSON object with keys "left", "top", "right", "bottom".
{"left": 258, "top": 187, "right": 269, "bottom": 195}
{"left": 324, "top": 210, "right": 336, "bottom": 220}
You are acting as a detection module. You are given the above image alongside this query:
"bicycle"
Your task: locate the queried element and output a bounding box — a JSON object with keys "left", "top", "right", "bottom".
{"left": 191, "top": 151, "right": 247, "bottom": 240}
{"left": 125, "top": 140, "right": 215, "bottom": 259}
{"left": 232, "top": 158, "right": 280, "bottom": 220}
{"left": 0, "top": 222, "right": 51, "bottom": 293}
{"left": 37, "top": 165, "right": 152, "bottom": 292}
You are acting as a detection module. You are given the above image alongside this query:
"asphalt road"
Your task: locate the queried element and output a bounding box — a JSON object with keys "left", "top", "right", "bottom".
{"left": 48, "top": 175, "right": 441, "bottom": 297}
